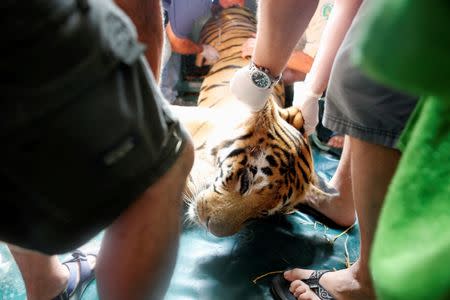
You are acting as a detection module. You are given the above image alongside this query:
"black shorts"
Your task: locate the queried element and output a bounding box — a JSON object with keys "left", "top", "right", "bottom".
{"left": 0, "top": 0, "right": 189, "bottom": 254}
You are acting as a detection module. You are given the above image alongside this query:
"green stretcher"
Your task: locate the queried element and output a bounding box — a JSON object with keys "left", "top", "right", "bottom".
{"left": 0, "top": 148, "right": 360, "bottom": 300}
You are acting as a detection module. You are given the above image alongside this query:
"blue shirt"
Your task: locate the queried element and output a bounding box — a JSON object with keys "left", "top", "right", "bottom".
{"left": 167, "top": 0, "right": 212, "bottom": 39}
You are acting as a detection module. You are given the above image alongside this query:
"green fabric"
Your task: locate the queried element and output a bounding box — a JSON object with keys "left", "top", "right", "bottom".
{"left": 371, "top": 97, "right": 450, "bottom": 300}
{"left": 354, "top": 0, "right": 450, "bottom": 299}
{"left": 352, "top": 0, "right": 450, "bottom": 98}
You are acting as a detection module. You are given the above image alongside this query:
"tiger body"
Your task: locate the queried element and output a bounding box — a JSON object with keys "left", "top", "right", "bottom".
{"left": 171, "top": 7, "right": 327, "bottom": 237}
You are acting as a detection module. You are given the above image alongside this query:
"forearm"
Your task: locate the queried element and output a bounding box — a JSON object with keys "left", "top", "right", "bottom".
{"left": 115, "top": 0, "right": 164, "bottom": 80}
{"left": 307, "top": 0, "right": 362, "bottom": 94}
{"left": 253, "top": 0, "right": 318, "bottom": 76}
{"left": 286, "top": 51, "right": 314, "bottom": 74}
{"left": 166, "top": 23, "right": 203, "bottom": 55}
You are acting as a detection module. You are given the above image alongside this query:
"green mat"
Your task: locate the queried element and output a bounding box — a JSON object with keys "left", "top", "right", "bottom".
{"left": 0, "top": 148, "right": 359, "bottom": 300}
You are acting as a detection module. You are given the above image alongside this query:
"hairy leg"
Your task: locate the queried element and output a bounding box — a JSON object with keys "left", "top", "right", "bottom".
{"left": 96, "top": 140, "right": 194, "bottom": 300}
{"left": 286, "top": 137, "right": 400, "bottom": 300}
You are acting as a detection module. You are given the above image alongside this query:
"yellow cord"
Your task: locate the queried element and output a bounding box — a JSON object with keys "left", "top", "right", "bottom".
{"left": 252, "top": 270, "right": 284, "bottom": 284}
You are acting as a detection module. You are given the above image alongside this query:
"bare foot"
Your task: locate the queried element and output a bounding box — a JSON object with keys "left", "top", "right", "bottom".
{"left": 303, "top": 190, "right": 355, "bottom": 227}
{"left": 284, "top": 262, "right": 376, "bottom": 300}
{"left": 304, "top": 137, "right": 355, "bottom": 227}
{"left": 327, "top": 135, "right": 344, "bottom": 149}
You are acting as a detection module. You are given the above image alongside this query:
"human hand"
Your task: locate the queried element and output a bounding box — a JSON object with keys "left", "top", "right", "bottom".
{"left": 241, "top": 36, "right": 256, "bottom": 59}
{"left": 230, "top": 65, "right": 271, "bottom": 112}
{"left": 201, "top": 44, "right": 220, "bottom": 64}
{"left": 292, "top": 81, "right": 321, "bottom": 136}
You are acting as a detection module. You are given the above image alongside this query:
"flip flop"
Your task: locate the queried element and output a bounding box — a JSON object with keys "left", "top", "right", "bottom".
{"left": 52, "top": 250, "right": 96, "bottom": 300}
{"left": 311, "top": 98, "right": 343, "bottom": 158}
{"left": 302, "top": 270, "right": 335, "bottom": 300}
{"left": 270, "top": 270, "right": 336, "bottom": 300}
{"left": 270, "top": 272, "right": 296, "bottom": 300}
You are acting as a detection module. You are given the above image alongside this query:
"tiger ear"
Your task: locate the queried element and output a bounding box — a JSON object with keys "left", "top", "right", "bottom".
{"left": 278, "top": 106, "right": 306, "bottom": 135}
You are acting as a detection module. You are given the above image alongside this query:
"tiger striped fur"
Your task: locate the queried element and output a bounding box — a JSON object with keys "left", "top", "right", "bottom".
{"left": 170, "top": 6, "right": 331, "bottom": 237}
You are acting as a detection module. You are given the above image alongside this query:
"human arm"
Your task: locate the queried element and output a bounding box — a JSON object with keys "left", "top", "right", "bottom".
{"left": 242, "top": 37, "right": 314, "bottom": 75}
{"left": 166, "top": 22, "right": 203, "bottom": 55}
{"left": 303, "top": 0, "right": 362, "bottom": 95}
{"left": 286, "top": 51, "right": 314, "bottom": 75}
{"left": 230, "top": 0, "right": 318, "bottom": 111}
{"left": 166, "top": 23, "right": 219, "bottom": 63}
{"left": 293, "top": 0, "right": 363, "bottom": 135}
{"left": 115, "top": 0, "right": 164, "bottom": 81}
{"left": 253, "top": 0, "right": 319, "bottom": 76}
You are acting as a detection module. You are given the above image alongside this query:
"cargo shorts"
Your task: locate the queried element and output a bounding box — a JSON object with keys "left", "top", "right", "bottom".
{"left": 0, "top": 0, "right": 189, "bottom": 254}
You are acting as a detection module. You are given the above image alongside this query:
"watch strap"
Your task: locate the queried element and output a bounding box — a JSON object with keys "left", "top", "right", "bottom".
{"left": 249, "top": 61, "right": 282, "bottom": 87}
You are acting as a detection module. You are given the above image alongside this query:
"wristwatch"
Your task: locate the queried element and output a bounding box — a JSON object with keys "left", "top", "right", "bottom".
{"left": 248, "top": 61, "right": 282, "bottom": 89}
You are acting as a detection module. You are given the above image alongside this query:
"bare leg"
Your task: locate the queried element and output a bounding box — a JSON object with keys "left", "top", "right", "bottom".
{"left": 8, "top": 246, "right": 96, "bottom": 300}
{"left": 8, "top": 247, "right": 69, "bottom": 300}
{"left": 286, "top": 137, "right": 400, "bottom": 300}
{"left": 305, "top": 136, "right": 356, "bottom": 227}
{"left": 8, "top": 139, "right": 193, "bottom": 300}
{"left": 96, "top": 140, "right": 194, "bottom": 300}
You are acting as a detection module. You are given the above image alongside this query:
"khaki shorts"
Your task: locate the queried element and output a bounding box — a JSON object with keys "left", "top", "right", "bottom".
{"left": 323, "top": 0, "right": 417, "bottom": 148}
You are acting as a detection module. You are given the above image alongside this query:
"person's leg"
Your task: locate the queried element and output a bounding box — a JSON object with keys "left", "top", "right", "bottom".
{"left": 8, "top": 246, "right": 96, "bottom": 300}
{"left": 7, "top": 141, "right": 193, "bottom": 300}
{"left": 8, "top": 248, "right": 68, "bottom": 300}
{"left": 304, "top": 135, "right": 355, "bottom": 227}
{"left": 7, "top": 121, "right": 193, "bottom": 300}
{"left": 96, "top": 140, "right": 194, "bottom": 300}
{"left": 285, "top": 137, "right": 400, "bottom": 300}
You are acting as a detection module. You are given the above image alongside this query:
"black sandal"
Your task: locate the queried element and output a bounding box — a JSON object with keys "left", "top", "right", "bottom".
{"left": 302, "top": 270, "right": 335, "bottom": 300}
{"left": 270, "top": 270, "right": 335, "bottom": 300}
{"left": 52, "top": 250, "right": 96, "bottom": 300}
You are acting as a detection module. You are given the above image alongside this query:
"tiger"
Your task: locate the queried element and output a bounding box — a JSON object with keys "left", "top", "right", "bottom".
{"left": 170, "top": 6, "right": 331, "bottom": 237}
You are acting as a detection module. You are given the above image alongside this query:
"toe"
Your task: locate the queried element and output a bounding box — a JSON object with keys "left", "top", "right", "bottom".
{"left": 289, "top": 279, "right": 303, "bottom": 293}
{"left": 284, "top": 269, "right": 314, "bottom": 281}
{"left": 293, "top": 284, "right": 307, "bottom": 297}
{"left": 298, "top": 290, "right": 321, "bottom": 300}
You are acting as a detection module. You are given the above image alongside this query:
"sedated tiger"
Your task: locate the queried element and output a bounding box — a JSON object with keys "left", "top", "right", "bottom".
{"left": 170, "top": 6, "right": 332, "bottom": 237}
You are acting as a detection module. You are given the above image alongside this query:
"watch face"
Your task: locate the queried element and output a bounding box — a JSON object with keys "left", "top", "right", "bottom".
{"left": 251, "top": 70, "right": 271, "bottom": 89}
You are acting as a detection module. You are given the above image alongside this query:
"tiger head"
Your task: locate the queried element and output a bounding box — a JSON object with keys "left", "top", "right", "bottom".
{"left": 185, "top": 98, "right": 313, "bottom": 236}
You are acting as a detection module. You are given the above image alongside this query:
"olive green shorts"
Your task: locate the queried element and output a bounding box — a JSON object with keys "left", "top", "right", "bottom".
{"left": 0, "top": 0, "right": 188, "bottom": 254}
